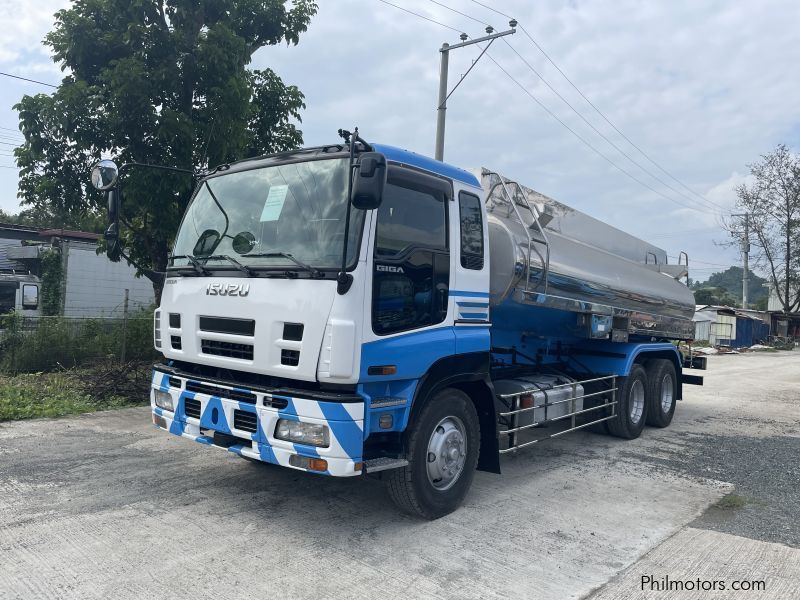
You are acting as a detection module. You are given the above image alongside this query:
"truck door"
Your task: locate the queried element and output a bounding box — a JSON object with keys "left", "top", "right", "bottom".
{"left": 370, "top": 168, "right": 452, "bottom": 337}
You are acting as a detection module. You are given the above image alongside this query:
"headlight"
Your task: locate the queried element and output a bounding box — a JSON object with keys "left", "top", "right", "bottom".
{"left": 274, "top": 419, "right": 329, "bottom": 447}
{"left": 154, "top": 389, "right": 174, "bottom": 412}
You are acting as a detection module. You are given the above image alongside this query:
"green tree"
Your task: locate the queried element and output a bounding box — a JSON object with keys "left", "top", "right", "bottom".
{"left": 694, "top": 286, "right": 739, "bottom": 307}
{"left": 728, "top": 145, "right": 800, "bottom": 313}
{"left": 691, "top": 266, "right": 768, "bottom": 306}
{"left": 14, "top": 0, "right": 317, "bottom": 300}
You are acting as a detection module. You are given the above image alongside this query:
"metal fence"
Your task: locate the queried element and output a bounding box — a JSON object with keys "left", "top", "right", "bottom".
{"left": 0, "top": 313, "right": 156, "bottom": 374}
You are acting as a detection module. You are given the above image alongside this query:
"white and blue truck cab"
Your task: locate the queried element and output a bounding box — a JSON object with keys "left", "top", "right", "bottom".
{"left": 92, "top": 131, "right": 704, "bottom": 518}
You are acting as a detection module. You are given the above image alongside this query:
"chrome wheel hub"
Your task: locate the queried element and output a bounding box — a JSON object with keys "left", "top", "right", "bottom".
{"left": 629, "top": 379, "right": 645, "bottom": 424}
{"left": 660, "top": 374, "right": 674, "bottom": 413}
{"left": 426, "top": 416, "right": 467, "bottom": 491}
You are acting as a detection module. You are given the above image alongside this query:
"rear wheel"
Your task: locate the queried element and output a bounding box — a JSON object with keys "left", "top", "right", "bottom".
{"left": 386, "top": 388, "right": 480, "bottom": 519}
{"left": 645, "top": 359, "right": 677, "bottom": 428}
{"left": 606, "top": 364, "right": 648, "bottom": 439}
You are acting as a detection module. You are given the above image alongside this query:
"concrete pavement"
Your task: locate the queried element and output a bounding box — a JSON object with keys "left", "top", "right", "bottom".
{"left": 1, "top": 351, "right": 798, "bottom": 599}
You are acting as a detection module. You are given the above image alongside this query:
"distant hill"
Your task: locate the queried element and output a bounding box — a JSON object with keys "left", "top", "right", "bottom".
{"left": 691, "top": 266, "right": 768, "bottom": 308}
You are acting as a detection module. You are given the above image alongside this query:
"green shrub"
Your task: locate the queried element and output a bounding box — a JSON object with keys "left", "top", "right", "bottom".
{"left": 0, "top": 311, "right": 156, "bottom": 373}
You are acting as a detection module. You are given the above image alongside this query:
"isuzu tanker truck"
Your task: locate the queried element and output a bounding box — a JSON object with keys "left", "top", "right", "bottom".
{"left": 91, "top": 129, "right": 704, "bottom": 518}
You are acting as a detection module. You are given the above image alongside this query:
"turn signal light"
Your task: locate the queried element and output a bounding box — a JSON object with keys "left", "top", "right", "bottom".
{"left": 367, "top": 365, "right": 397, "bottom": 376}
{"left": 308, "top": 458, "right": 328, "bottom": 472}
{"left": 289, "top": 454, "right": 328, "bottom": 472}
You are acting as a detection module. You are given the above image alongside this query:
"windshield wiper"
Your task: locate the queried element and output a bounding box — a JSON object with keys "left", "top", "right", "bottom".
{"left": 243, "top": 252, "right": 322, "bottom": 277}
{"left": 170, "top": 254, "right": 210, "bottom": 276}
{"left": 203, "top": 255, "right": 254, "bottom": 276}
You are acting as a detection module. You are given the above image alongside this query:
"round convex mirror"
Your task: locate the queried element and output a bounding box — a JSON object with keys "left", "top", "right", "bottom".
{"left": 232, "top": 231, "right": 256, "bottom": 255}
{"left": 91, "top": 159, "right": 119, "bottom": 191}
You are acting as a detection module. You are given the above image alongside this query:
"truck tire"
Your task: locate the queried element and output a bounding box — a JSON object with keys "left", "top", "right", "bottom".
{"left": 645, "top": 359, "right": 677, "bottom": 428}
{"left": 606, "top": 364, "right": 648, "bottom": 440}
{"left": 386, "top": 388, "right": 480, "bottom": 519}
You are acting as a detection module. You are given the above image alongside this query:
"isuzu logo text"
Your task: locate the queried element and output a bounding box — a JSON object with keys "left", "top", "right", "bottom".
{"left": 206, "top": 283, "right": 250, "bottom": 297}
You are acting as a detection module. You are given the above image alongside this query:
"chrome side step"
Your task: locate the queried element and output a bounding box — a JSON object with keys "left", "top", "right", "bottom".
{"left": 363, "top": 457, "right": 409, "bottom": 473}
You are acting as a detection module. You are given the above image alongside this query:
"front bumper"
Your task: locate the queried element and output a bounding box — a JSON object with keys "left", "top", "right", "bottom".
{"left": 151, "top": 370, "right": 364, "bottom": 477}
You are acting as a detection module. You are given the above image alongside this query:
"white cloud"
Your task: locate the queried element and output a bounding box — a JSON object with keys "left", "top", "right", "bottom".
{"left": 0, "top": 1, "right": 62, "bottom": 64}
{"left": 0, "top": 0, "right": 797, "bottom": 282}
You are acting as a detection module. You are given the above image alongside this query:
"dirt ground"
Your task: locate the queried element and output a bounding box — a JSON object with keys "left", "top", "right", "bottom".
{"left": 0, "top": 351, "right": 798, "bottom": 599}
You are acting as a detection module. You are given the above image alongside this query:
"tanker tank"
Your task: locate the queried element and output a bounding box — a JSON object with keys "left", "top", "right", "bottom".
{"left": 478, "top": 169, "right": 696, "bottom": 340}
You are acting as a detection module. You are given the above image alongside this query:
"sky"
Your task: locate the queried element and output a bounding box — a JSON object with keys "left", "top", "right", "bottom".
{"left": 1, "top": 0, "right": 799, "bottom": 282}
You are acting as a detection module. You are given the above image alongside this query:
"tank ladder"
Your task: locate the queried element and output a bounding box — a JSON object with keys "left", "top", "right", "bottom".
{"left": 485, "top": 172, "right": 551, "bottom": 295}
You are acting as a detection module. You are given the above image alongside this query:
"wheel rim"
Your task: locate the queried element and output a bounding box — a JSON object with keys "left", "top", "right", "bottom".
{"left": 629, "top": 379, "right": 645, "bottom": 424}
{"left": 426, "top": 416, "right": 467, "bottom": 491}
{"left": 660, "top": 373, "right": 674, "bottom": 414}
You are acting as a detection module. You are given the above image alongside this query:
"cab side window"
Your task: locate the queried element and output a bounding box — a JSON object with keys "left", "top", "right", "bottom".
{"left": 372, "top": 172, "right": 450, "bottom": 335}
{"left": 458, "top": 192, "right": 484, "bottom": 270}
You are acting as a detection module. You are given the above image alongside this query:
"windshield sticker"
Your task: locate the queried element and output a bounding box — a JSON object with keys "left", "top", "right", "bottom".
{"left": 260, "top": 185, "right": 289, "bottom": 222}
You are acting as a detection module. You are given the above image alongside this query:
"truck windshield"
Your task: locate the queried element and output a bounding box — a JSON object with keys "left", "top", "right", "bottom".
{"left": 171, "top": 157, "right": 361, "bottom": 272}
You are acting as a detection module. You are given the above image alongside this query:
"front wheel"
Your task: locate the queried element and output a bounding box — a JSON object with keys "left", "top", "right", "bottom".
{"left": 386, "top": 388, "right": 480, "bottom": 519}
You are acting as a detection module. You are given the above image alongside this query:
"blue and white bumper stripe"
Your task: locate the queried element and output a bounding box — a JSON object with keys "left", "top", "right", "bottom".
{"left": 151, "top": 371, "right": 364, "bottom": 477}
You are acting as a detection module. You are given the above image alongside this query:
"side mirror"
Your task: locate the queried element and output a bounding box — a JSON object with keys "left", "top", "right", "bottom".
{"left": 193, "top": 229, "right": 221, "bottom": 256}
{"left": 91, "top": 159, "right": 119, "bottom": 191}
{"left": 351, "top": 152, "right": 386, "bottom": 210}
{"left": 105, "top": 222, "right": 122, "bottom": 261}
{"left": 107, "top": 188, "right": 120, "bottom": 222}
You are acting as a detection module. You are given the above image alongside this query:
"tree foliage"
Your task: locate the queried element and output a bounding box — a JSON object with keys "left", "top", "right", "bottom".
{"left": 0, "top": 206, "right": 104, "bottom": 232}
{"left": 14, "top": 0, "right": 318, "bottom": 299}
{"left": 691, "top": 266, "right": 768, "bottom": 307}
{"left": 693, "top": 286, "right": 739, "bottom": 308}
{"left": 729, "top": 145, "right": 800, "bottom": 313}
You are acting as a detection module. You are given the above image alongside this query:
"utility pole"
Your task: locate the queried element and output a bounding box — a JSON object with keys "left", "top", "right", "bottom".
{"left": 435, "top": 22, "right": 517, "bottom": 161}
{"left": 733, "top": 213, "right": 750, "bottom": 309}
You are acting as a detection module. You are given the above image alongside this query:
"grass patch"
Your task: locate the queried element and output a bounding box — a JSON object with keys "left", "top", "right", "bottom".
{"left": 715, "top": 493, "right": 750, "bottom": 510}
{"left": 0, "top": 362, "right": 150, "bottom": 422}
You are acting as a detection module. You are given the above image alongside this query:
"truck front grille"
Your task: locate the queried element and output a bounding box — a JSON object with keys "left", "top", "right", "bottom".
{"left": 233, "top": 410, "right": 258, "bottom": 433}
{"left": 199, "top": 316, "right": 255, "bottom": 336}
{"left": 184, "top": 398, "right": 201, "bottom": 419}
{"left": 185, "top": 380, "right": 257, "bottom": 404}
{"left": 201, "top": 339, "right": 254, "bottom": 361}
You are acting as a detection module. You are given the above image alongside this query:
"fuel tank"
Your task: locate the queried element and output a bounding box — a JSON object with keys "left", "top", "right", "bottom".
{"left": 480, "top": 170, "right": 696, "bottom": 339}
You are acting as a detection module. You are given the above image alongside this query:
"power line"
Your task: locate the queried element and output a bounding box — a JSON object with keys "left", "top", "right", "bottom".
{"left": 481, "top": 50, "right": 717, "bottom": 214}
{"left": 0, "top": 71, "right": 57, "bottom": 88}
{"left": 375, "top": 0, "right": 464, "bottom": 33}
{"left": 468, "top": 0, "right": 513, "bottom": 20}
{"left": 649, "top": 226, "right": 723, "bottom": 238}
{"left": 497, "top": 36, "right": 726, "bottom": 215}
{"left": 671, "top": 256, "right": 733, "bottom": 267}
{"left": 373, "top": 1, "right": 721, "bottom": 215}
{"left": 467, "top": 1, "right": 730, "bottom": 213}
{"left": 428, "top": 0, "right": 489, "bottom": 26}
{"left": 431, "top": 1, "right": 721, "bottom": 214}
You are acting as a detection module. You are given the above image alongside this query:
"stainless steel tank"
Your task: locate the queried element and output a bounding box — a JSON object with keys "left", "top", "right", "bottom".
{"left": 480, "top": 169, "right": 696, "bottom": 339}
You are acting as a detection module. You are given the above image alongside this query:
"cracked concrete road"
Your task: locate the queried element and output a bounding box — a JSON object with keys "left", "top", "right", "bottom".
{"left": 1, "top": 352, "right": 798, "bottom": 599}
